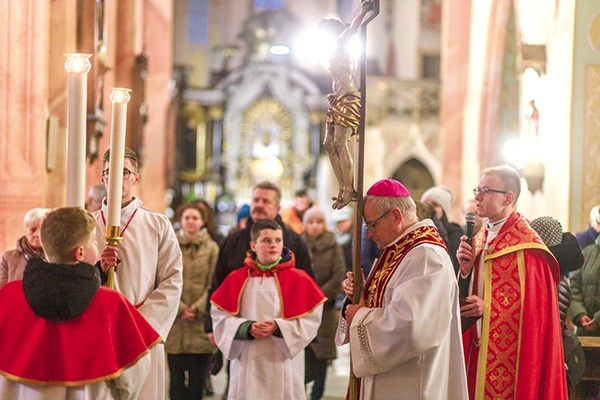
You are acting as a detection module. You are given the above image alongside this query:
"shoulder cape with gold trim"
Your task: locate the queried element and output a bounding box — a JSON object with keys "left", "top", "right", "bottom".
{"left": 210, "top": 250, "right": 326, "bottom": 319}
{"left": 0, "top": 282, "right": 161, "bottom": 386}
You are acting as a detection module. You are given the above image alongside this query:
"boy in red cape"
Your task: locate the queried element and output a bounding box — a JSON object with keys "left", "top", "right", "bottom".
{"left": 211, "top": 218, "right": 326, "bottom": 400}
{"left": 0, "top": 207, "right": 160, "bottom": 399}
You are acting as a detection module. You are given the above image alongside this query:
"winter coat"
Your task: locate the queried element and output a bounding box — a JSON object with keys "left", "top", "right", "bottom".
{"left": 165, "top": 230, "right": 219, "bottom": 354}
{"left": 0, "top": 236, "right": 46, "bottom": 288}
{"left": 568, "top": 234, "right": 600, "bottom": 336}
{"left": 302, "top": 231, "right": 346, "bottom": 360}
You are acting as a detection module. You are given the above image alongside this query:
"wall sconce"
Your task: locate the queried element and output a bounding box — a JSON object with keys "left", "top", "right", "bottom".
{"left": 521, "top": 161, "right": 545, "bottom": 194}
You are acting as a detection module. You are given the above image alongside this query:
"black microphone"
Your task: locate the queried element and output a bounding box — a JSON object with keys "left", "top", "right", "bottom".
{"left": 462, "top": 211, "right": 477, "bottom": 263}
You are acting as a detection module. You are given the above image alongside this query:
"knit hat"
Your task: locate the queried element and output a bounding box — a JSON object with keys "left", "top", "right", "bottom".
{"left": 420, "top": 186, "right": 454, "bottom": 217}
{"left": 303, "top": 206, "right": 327, "bottom": 226}
{"left": 530, "top": 216, "right": 584, "bottom": 275}
{"left": 530, "top": 216, "right": 562, "bottom": 247}
{"left": 236, "top": 204, "right": 250, "bottom": 224}
{"left": 330, "top": 207, "right": 353, "bottom": 224}
{"left": 366, "top": 178, "right": 410, "bottom": 197}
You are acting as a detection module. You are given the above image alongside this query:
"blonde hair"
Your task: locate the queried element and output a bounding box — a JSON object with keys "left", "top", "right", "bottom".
{"left": 41, "top": 207, "right": 96, "bottom": 263}
{"left": 482, "top": 165, "right": 521, "bottom": 203}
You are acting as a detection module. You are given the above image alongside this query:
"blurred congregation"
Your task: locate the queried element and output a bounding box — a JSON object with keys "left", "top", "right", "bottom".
{"left": 3, "top": 0, "right": 600, "bottom": 399}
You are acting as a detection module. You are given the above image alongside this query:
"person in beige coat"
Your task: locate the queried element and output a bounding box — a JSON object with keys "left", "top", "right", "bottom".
{"left": 166, "top": 203, "right": 219, "bottom": 400}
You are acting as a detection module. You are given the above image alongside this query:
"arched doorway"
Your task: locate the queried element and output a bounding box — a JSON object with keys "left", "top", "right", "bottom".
{"left": 391, "top": 158, "right": 435, "bottom": 200}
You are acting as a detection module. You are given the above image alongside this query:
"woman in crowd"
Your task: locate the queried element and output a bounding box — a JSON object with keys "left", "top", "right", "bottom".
{"left": 166, "top": 203, "right": 219, "bottom": 400}
{"left": 192, "top": 199, "right": 225, "bottom": 245}
{"left": 301, "top": 206, "right": 346, "bottom": 400}
{"left": 0, "top": 207, "right": 49, "bottom": 287}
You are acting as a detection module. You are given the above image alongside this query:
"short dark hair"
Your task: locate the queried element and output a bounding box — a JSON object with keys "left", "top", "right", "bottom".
{"left": 250, "top": 219, "right": 282, "bottom": 241}
{"left": 102, "top": 147, "right": 139, "bottom": 172}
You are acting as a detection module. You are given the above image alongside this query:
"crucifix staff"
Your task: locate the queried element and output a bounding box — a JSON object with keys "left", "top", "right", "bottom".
{"left": 320, "top": 1, "right": 380, "bottom": 399}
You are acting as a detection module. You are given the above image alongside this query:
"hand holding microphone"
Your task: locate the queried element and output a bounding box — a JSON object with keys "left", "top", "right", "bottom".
{"left": 464, "top": 211, "right": 476, "bottom": 247}
{"left": 457, "top": 212, "right": 477, "bottom": 274}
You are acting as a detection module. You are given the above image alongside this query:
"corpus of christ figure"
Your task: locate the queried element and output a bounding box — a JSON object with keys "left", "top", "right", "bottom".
{"left": 320, "top": 1, "right": 373, "bottom": 210}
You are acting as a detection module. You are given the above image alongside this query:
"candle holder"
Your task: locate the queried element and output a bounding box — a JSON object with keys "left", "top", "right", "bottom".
{"left": 104, "top": 225, "right": 122, "bottom": 289}
{"left": 110, "top": 87, "right": 132, "bottom": 104}
{"left": 64, "top": 53, "right": 92, "bottom": 74}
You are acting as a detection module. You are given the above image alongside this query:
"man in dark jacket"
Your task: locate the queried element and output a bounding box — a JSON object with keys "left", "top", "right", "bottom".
{"left": 205, "top": 180, "right": 313, "bottom": 335}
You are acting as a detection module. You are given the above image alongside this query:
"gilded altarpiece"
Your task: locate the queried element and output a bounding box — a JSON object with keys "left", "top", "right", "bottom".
{"left": 218, "top": 63, "right": 320, "bottom": 200}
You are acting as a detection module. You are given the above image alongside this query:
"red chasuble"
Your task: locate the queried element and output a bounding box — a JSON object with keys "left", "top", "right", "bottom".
{"left": 0, "top": 282, "right": 161, "bottom": 385}
{"left": 464, "top": 212, "right": 567, "bottom": 400}
{"left": 211, "top": 251, "right": 326, "bottom": 319}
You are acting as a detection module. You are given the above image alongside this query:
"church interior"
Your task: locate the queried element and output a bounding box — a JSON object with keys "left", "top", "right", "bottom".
{"left": 3, "top": 1, "right": 600, "bottom": 398}
{"left": 2, "top": 0, "right": 600, "bottom": 254}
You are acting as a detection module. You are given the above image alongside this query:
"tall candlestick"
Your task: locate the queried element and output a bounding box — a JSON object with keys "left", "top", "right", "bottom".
{"left": 106, "top": 88, "right": 131, "bottom": 226}
{"left": 64, "top": 53, "right": 92, "bottom": 207}
{"left": 105, "top": 87, "right": 132, "bottom": 289}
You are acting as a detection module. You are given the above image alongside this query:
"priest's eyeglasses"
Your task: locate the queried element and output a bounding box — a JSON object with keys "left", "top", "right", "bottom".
{"left": 364, "top": 210, "right": 391, "bottom": 232}
{"left": 102, "top": 168, "right": 136, "bottom": 180}
{"left": 473, "top": 187, "right": 508, "bottom": 196}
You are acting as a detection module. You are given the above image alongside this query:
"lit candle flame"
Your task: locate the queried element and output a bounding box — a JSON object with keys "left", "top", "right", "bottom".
{"left": 63, "top": 53, "right": 92, "bottom": 74}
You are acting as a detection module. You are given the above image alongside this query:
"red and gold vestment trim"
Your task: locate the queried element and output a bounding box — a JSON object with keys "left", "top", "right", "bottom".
{"left": 471, "top": 213, "right": 560, "bottom": 399}
{"left": 364, "top": 225, "right": 447, "bottom": 308}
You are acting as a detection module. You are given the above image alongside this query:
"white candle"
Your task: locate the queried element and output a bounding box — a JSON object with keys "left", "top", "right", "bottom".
{"left": 64, "top": 53, "right": 92, "bottom": 207}
{"left": 106, "top": 88, "right": 132, "bottom": 227}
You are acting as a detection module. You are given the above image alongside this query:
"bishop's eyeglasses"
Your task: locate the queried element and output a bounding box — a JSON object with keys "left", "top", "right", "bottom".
{"left": 364, "top": 209, "right": 391, "bottom": 232}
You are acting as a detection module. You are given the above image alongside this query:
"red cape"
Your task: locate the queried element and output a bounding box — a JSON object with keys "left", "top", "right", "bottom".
{"left": 211, "top": 251, "right": 326, "bottom": 319}
{"left": 0, "top": 281, "right": 161, "bottom": 386}
{"left": 463, "top": 212, "right": 567, "bottom": 400}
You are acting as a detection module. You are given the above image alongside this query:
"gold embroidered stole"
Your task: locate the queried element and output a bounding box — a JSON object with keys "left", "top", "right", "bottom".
{"left": 364, "top": 225, "right": 446, "bottom": 308}
{"left": 347, "top": 224, "right": 446, "bottom": 400}
{"left": 474, "top": 214, "right": 551, "bottom": 399}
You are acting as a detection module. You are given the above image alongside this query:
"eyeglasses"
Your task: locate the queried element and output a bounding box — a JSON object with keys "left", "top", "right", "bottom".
{"left": 101, "top": 168, "right": 136, "bottom": 180}
{"left": 473, "top": 187, "right": 509, "bottom": 196}
{"left": 364, "top": 209, "right": 391, "bottom": 232}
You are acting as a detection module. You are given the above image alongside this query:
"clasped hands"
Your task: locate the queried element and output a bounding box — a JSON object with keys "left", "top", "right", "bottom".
{"left": 250, "top": 320, "right": 277, "bottom": 339}
{"left": 580, "top": 315, "right": 600, "bottom": 332}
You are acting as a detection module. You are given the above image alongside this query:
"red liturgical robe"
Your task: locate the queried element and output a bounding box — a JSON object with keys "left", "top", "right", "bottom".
{"left": 464, "top": 212, "right": 567, "bottom": 400}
